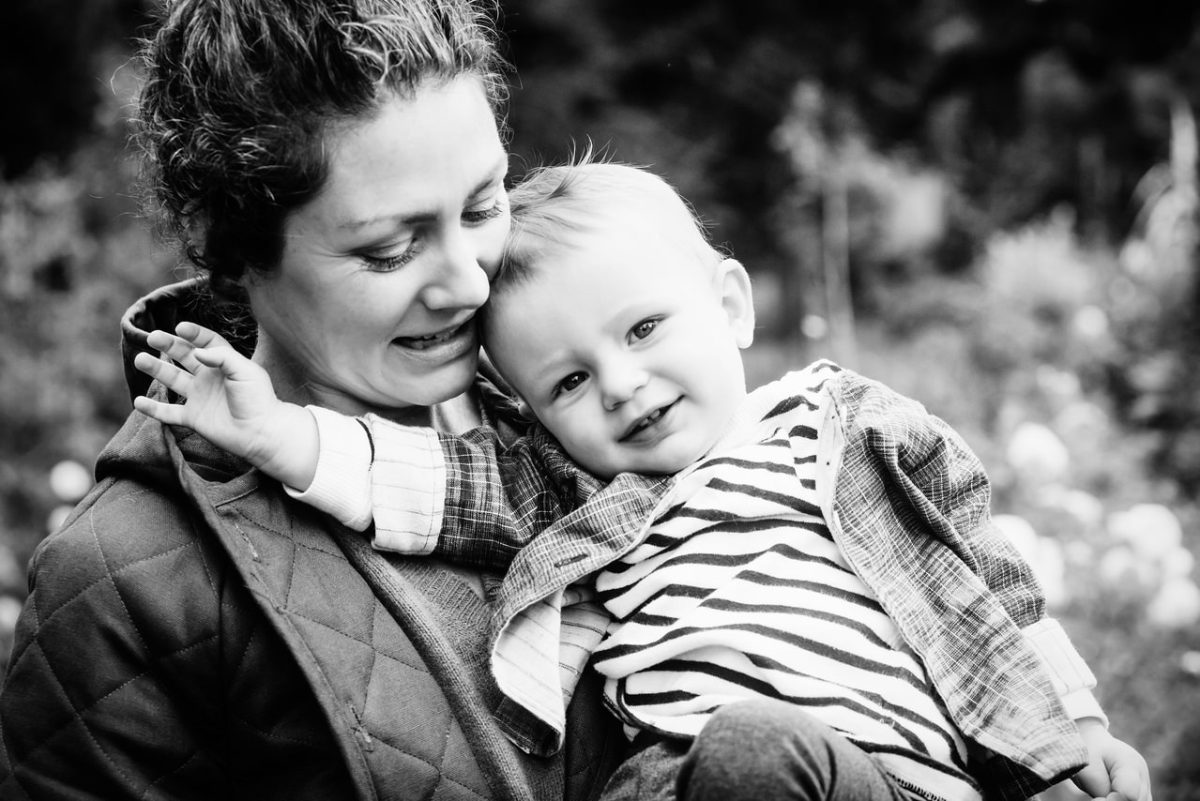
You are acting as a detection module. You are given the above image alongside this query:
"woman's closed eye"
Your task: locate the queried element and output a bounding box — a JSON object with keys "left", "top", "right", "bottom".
{"left": 463, "top": 187, "right": 508, "bottom": 226}
{"left": 361, "top": 238, "right": 421, "bottom": 273}
{"left": 462, "top": 195, "right": 506, "bottom": 225}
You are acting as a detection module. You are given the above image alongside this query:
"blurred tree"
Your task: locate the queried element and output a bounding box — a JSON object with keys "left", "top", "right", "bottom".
{"left": 0, "top": 0, "right": 150, "bottom": 179}
{"left": 502, "top": 0, "right": 1200, "bottom": 253}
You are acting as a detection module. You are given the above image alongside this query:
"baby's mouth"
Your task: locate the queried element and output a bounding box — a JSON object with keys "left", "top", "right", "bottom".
{"left": 621, "top": 399, "right": 680, "bottom": 441}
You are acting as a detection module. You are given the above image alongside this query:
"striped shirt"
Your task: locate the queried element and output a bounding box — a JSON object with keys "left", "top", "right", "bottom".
{"left": 593, "top": 366, "right": 980, "bottom": 801}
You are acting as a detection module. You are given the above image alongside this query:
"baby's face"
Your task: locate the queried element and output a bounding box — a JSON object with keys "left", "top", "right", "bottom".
{"left": 484, "top": 231, "right": 754, "bottom": 479}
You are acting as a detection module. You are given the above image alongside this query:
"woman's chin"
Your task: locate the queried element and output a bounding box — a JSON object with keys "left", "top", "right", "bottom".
{"left": 389, "top": 351, "right": 481, "bottom": 408}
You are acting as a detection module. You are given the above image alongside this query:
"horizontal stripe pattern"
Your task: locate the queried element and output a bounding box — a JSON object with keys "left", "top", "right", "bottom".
{"left": 593, "top": 366, "right": 980, "bottom": 801}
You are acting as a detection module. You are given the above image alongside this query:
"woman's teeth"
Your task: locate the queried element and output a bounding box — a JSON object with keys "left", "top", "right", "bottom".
{"left": 402, "top": 325, "right": 459, "bottom": 349}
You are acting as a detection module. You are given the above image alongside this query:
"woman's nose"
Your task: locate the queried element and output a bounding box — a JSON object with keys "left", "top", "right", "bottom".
{"left": 423, "top": 231, "right": 491, "bottom": 311}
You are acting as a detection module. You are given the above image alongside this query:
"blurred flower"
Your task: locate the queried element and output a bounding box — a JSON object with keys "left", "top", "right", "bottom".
{"left": 0, "top": 548, "right": 23, "bottom": 595}
{"left": 1044, "top": 487, "right": 1105, "bottom": 531}
{"left": 1145, "top": 577, "right": 1200, "bottom": 629}
{"left": 1181, "top": 650, "right": 1200, "bottom": 677}
{"left": 1063, "top": 540, "right": 1094, "bottom": 567}
{"left": 1053, "top": 400, "right": 1109, "bottom": 441}
{"left": 1071, "top": 305, "right": 1110, "bottom": 341}
{"left": 48, "top": 459, "right": 92, "bottom": 503}
{"left": 1096, "top": 545, "right": 1158, "bottom": 593}
{"left": 1035, "top": 365, "right": 1081, "bottom": 404}
{"left": 1107, "top": 503, "right": 1183, "bottom": 560}
{"left": 1162, "top": 546, "right": 1196, "bottom": 579}
{"left": 46, "top": 505, "right": 74, "bottom": 535}
{"left": 801, "top": 314, "right": 828, "bottom": 340}
{"left": 0, "top": 596, "right": 22, "bottom": 639}
{"left": 1006, "top": 422, "right": 1070, "bottom": 486}
{"left": 1118, "top": 239, "right": 1156, "bottom": 279}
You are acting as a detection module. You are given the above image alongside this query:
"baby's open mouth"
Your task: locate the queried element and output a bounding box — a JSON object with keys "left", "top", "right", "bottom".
{"left": 621, "top": 399, "right": 680, "bottom": 441}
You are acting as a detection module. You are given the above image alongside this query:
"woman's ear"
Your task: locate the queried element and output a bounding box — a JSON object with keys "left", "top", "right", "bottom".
{"left": 716, "top": 258, "right": 755, "bottom": 349}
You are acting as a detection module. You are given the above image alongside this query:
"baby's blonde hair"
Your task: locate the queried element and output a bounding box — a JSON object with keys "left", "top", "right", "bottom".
{"left": 495, "top": 155, "right": 723, "bottom": 297}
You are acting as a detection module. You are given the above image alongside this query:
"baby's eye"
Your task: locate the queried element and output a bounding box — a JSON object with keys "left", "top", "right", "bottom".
{"left": 630, "top": 318, "right": 660, "bottom": 341}
{"left": 554, "top": 372, "right": 588, "bottom": 398}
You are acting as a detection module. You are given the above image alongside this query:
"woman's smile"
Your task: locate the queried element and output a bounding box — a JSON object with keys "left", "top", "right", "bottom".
{"left": 392, "top": 318, "right": 478, "bottom": 359}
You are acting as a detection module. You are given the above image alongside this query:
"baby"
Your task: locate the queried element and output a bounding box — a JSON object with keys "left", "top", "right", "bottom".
{"left": 135, "top": 160, "right": 1150, "bottom": 801}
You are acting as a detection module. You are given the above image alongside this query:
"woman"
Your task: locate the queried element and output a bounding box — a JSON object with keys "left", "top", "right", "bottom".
{"left": 0, "top": 1, "right": 625, "bottom": 798}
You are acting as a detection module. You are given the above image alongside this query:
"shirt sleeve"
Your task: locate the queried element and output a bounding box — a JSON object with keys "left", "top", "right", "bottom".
{"left": 284, "top": 405, "right": 375, "bottom": 531}
{"left": 1021, "top": 618, "right": 1109, "bottom": 726}
{"left": 290, "top": 406, "right": 600, "bottom": 571}
{"left": 285, "top": 406, "right": 447, "bottom": 553}
{"left": 364, "top": 416, "right": 597, "bottom": 570}
{"left": 425, "top": 425, "right": 590, "bottom": 569}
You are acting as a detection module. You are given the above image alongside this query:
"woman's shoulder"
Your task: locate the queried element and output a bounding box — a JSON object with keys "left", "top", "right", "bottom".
{"left": 29, "top": 472, "right": 227, "bottom": 619}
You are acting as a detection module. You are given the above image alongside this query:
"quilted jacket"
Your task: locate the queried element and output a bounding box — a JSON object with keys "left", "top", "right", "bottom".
{"left": 0, "top": 281, "right": 626, "bottom": 801}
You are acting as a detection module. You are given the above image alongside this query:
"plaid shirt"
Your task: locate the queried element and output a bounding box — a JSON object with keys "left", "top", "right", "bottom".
{"left": 301, "top": 362, "right": 1097, "bottom": 801}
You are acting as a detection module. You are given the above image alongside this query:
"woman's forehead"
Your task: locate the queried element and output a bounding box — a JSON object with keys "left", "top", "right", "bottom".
{"left": 316, "top": 77, "right": 506, "bottom": 226}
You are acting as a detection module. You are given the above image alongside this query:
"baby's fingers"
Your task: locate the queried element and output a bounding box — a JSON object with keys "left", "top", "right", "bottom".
{"left": 175, "top": 321, "right": 232, "bottom": 350}
{"left": 191, "top": 345, "right": 261, "bottom": 382}
{"left": 133, "top": 394, "right": 192, "bottom": 428}
{"left": 133, "top": 351, "right": 194, "bottom": 398}
{"left": 145, "top": 329, "right": 205, "bottom": 374}
{"left": 1110, "top": 761, "right": 1151, "bottom": 801}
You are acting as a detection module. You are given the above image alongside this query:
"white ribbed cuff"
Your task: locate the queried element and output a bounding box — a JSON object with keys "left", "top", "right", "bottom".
{"left": 1022, "top": 617, "right": 1109, "bottom": 727}
{"left": 364, "top": 414, "right": 446, "bottom": 555}
{"left": 284, "top": 406, "right": 373, "bottom": 530}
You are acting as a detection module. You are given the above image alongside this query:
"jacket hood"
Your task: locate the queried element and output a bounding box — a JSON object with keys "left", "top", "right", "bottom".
{"left": 102, "top": 279, "right": 253, "bottom": 493}
{"left": 120, "top": 278, "right": 256, "bottom": 406}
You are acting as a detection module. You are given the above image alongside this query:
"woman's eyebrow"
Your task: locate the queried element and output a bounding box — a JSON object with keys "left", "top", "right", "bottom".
{"left": 338, "top": 154, "right": 509, "bottom": 232}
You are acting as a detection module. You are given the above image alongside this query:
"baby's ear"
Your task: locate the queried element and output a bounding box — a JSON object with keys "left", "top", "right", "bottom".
{"left": 717, "top": 258, "right": 755, "bottom": 349}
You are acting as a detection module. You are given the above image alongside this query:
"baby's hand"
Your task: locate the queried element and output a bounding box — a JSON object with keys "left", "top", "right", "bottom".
{"left": 1070, "top": 718, "right": 1151, "bottom": 801}
{"left": 133, "top": 322, "right": 318, "bottom": 489}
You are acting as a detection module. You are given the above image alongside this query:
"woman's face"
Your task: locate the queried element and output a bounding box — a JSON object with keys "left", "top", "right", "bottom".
{"left": 245, "top": 76, "right": 510, "bottom": 415}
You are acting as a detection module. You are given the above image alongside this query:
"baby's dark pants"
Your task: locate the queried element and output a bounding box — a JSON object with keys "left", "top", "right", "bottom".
{"left": 599, "top": 699, "right": 910, "bottom": 801}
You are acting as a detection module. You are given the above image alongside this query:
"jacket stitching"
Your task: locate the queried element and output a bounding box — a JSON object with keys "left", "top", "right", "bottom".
{"left": 5, "top": 629, "right": 223, "bottom": 776}
{"left": 280, "top": 605, "right": 428, "bottom": 675}
{"left": 361, "top": 731, "right": 490, "bottom": 801}
{"left": 140, "top": 747, "right": 205, "bottom": 798}
{"left": 2, "top": 513, "right": 210, "bottom": 680}
{"left": 13, "top": 640, "right": 143, "bottom": 792}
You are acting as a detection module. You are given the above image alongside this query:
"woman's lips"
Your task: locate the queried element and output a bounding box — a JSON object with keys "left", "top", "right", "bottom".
{"left": 392, "top": 320, "right": 476, "bottom": 359}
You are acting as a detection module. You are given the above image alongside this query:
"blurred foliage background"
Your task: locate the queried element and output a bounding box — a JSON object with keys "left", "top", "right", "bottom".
{"left": 2, "top": 0, "right": 1199, "bottom": 796}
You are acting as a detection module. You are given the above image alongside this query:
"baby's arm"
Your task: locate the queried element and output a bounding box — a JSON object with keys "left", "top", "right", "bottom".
{"left": 132, "top": 322, "right": 318, "bottom": 490}
{"left": 855, "top": 372, "right": 1150, "bottom": 800}
{"left": 301, "top": 411, "right": 580, "bottom": 570}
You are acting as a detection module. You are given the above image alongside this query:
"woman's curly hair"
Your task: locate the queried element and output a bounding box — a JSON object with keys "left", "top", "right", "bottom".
{"left": 133, "top": 0, "right": 508, "bottom": 304}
